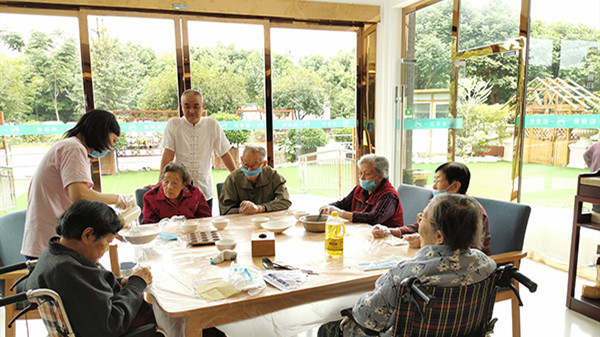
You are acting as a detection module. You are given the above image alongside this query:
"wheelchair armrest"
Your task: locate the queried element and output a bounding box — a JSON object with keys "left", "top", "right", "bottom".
{"left": 490, "top": 251, "right": 527, "bottom": 265}
{"left": 121, "top": 323, "right": 157, "bottom": 337}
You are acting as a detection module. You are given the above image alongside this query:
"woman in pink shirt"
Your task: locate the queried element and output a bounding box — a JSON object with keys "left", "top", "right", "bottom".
{"left": 22, "top": 110, "right": 137, "bottom": 259}
{"left": 142, "top": 162, "right": 211, "bottom": 224}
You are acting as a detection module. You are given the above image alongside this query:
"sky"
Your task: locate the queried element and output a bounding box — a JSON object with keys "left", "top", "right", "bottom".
{"left": 1, "top": 0, "right": 598, "bottom": 57}
{"left": 0, "top": 14, "right": 357, "bottom": 60}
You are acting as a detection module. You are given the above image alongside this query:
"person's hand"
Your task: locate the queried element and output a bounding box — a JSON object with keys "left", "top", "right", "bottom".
{"left": 144, "top": 182, "right": 160, "bottom": 189}
{"left": 320, "top": 205, "right": 342, "bottom": 215}
{"left": 340, "top": 316, "right": 351, "bottom": 331}
{"left": 372, "top": 224, "right": 391, "bottom": 238}
{"left": 405, "top": 234, "right": 421, "bottom": 249}
{"left": 240, "top": 200, "right": 262, "bottom": 215}
{"left": 131, "top": 266, "right": 152, "bottom": 285}
{"left": 115, "top": 233, "right": 127, "bottom": 242}
{"left": 115, "top": 194, "right": 135, "bottom": 210}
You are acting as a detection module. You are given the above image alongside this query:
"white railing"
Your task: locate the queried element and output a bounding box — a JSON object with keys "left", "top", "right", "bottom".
{"left": 0, "top": 166, "right": 16, "bottom": 211}
{"left": 298, "top": 149, "right": 356, "bottom": 198}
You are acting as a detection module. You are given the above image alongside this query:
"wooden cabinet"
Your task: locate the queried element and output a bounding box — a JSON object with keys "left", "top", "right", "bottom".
{"left": 566, "top": 170, "right": 600, "bottom": 321}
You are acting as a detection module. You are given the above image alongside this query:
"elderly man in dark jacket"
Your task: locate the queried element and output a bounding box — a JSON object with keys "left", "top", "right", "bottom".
{"left": 219, "top": 145, "right": 292, "bottom": 215}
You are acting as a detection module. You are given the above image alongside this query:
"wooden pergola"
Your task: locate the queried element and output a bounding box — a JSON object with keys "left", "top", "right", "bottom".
{"left": 503, "top": 78, "right": 600, "bottom": 167}
{"left": 503, "top": 77, "right": 600, "bottom": 114}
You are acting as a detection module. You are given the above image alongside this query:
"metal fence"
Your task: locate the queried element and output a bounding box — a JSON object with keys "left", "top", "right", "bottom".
{"left": 298, "top": 149, "right": 356, "bottom": 198}
{"left": 0, "top": 167, "right": 16, "bottom": 211}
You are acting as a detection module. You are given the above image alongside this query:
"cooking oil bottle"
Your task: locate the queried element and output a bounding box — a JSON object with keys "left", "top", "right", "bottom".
{"left": 325, "top": 211, "right": 345, "bottom": 256}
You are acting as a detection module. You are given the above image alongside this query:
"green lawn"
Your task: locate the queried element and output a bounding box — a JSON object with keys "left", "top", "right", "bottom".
{"left": 413, "top": 161, "right": 587, "bottom": 207}
{"left": 4, "top": 161, "right": 589, "bottom": 216}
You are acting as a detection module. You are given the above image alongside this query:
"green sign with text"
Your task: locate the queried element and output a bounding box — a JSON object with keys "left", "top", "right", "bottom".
{"left": 0, "top": 119, "right": 356, "bottom": 136}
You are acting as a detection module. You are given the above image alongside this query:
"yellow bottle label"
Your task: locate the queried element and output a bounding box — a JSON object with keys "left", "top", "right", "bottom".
{"left": 326, "top": 238, "right": 344, "bottom": 255}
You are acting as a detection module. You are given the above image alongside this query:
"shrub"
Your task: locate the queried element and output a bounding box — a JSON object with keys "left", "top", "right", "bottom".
{"left": 332, "top": 127, "right": 353, "bottom": 143}
{"left": 211, "top": 112, "right": 251, "bottom": 147}
{"left": 456, "top": 104, "right": 510, "bottom": 158}
{"left": 278, "top": 128, "right": 329, "bottom": 162}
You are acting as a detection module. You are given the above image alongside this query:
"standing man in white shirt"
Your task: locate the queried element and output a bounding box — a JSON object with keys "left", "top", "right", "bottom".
{"left": 155, "top": 89, "right": 236, "bottom": 210}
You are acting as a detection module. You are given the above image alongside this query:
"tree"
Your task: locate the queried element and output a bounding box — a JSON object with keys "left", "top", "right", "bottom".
{"left": 530, "top": 20, "right": 600, "bottom": 91}
{"left": 191, "top": 63, "right": 248, "bottom": 115}
{"left": 90, "top": 25, "right": 152, "bottom": 111}
{"left": 0, "top": 29, "right": 25, "bottom": 52}
{"left": 455, "top": 78, "right": 496, "bottom": 158}
{"left": 319, "top": 50, "right": 356, "bottom": 119}
{"left": 414, "top": 0, "right": 452, "bottom": 90}
{"left": 137, "top": 69, "right": 179, "bottom": 111}
{"left": 273, "top": 67, "right": 324, "bottom": 120}
{"left": 0, "top": 55, "right": 30, "bottom": 122}
{"left": 415, "top": 34, "right": 450, "bottom": 89}
{"left": 272, "top": 52, "right": 294, "bottom": 76}
{"left": 413, "top": 0, "right": 522, "bottom": 103}
{"left": 24, "top": 31, "right": 82, "bottom": 122}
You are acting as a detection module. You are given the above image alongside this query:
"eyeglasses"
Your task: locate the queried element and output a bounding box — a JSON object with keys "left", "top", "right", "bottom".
{"left": 417, "top": 212, "right": 436, "bottom": 225}
{"left": 242, "top": 162, "right": 262, "bottom": 171}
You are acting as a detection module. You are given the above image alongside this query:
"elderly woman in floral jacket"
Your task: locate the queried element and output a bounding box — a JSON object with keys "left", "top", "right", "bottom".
{"left": 319, "top": 194, "right": 496, "bottom": 337}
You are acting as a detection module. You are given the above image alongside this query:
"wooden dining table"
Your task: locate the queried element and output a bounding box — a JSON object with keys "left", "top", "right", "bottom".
{"left": 132, "top": 211, "right": 418, "bottom": 336}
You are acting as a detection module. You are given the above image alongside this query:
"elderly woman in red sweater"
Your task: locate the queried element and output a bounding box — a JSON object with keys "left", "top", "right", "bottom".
{"left": 142, "top": 162, "right": 211, "bottom": 224}
{"left": 319, "top": 154, "right": 403, "bottom": 228}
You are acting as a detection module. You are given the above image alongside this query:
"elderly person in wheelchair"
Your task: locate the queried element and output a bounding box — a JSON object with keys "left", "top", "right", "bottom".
{"left": 319, "top": 194, "right": 497, "bottom": 337}
{"left": 26, "top": 200, "right": 160, "bottom": 337}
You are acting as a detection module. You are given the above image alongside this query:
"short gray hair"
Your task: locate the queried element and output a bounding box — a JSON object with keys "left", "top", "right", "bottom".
{"left": 181, "top": 89, "right": 203, "bottom": 101}
{"left": 428, "top": 194, "right": 483, "bottom": 251}
{"left": 161, "top": 162, "right": 192, "bottom": 186}
{"left": 242, "top": 145, "right": 267, "bottom": 162}
{"left": 358, "top": 154, "right": 389, "bottom": 179}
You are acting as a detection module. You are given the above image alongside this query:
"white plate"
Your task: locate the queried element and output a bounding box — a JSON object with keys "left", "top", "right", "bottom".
{"left": 260, "top": 220, "right": 294, "bottom": 233}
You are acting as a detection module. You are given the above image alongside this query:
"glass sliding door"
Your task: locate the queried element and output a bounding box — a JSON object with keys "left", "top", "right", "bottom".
{"left": 270, "top": 27, "right": 357, "bottom": 204}
{"left": 87, "top": 13, "right": 178, "bottom": 185}
{"left": 400, "top": 0, "right": 453, "bottom": 188}
{"left": 186, "top": 19, "right": 265, "bottom": 188}
{"left": 522, "top": 0, "right": 600, "bottom": 276}
{"left": 401, "top": 0, "right": 525, "bottom": 202}
{"left": 0, "top": 10, "right": 84, "bottom": 214}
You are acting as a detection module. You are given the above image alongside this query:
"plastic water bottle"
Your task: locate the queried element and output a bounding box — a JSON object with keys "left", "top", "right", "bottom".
{"left": 325, "top": 211, "right": 345, "bottom": 256}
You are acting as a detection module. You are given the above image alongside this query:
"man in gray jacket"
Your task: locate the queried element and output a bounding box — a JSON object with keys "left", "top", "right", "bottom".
{"left": 219, "top": 145, "right": 292, "bottom": 215}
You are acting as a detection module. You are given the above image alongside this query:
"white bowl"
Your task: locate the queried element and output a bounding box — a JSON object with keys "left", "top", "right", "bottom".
{"left": 250, "top": 216, "right": 270, "bottom": 229}
{"left": 212, "top": 218, "right": 230, "bottom": 230}
{"left": 293, "top": 211, "right": 310, "bottom": 220}
{"left": 261, "top": 220, "right": 294, "bottom": 233}
{"left": 216, "top": 239, "right": 237, "bottom": 251}
{"left": 180, "top": 221, "right": 198, "bottom": 233}
{"left": 119, "top": 225, "right": 160, "bottom": 245}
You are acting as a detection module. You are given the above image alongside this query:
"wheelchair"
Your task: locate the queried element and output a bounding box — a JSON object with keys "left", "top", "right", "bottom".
{"left": 0, "top": 260, "right": 165, "bottom": 337}
{"left": 340, "top": 263, "right": 537, "bottom": 337}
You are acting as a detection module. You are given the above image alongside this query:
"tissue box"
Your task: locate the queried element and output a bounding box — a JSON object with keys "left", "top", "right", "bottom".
{"left": 251, "top": 231, "right": 275, "bottom": 257}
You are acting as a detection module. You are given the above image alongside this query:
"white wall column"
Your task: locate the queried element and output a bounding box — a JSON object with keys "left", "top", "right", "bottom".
{"left": 374, "top": 0, "right": 419, "bottom": 186}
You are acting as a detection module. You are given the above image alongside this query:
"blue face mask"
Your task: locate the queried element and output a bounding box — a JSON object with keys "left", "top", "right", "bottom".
{"left": 89, "top": 149, "right": 109, "bottom": 158}
{"left": 360, "top": 179, "right": 377, "bottom": 191}
{"left": 241, "top": 167, "right": 263, "bottom": 177}
{"left": 432, "top": 189, "right": 447, "bottom": 197}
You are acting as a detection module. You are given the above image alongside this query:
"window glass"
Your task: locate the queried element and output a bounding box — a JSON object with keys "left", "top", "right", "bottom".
{"left": 1, "top": 12, "right": 83, "bottom": 214}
